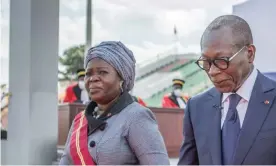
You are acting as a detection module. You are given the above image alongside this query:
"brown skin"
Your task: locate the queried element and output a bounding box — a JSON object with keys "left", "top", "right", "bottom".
{"left": 84, "top": 58, "right": 122, "bottom": 111}
{"left": 201, "top": 27, "right": 256, "bottom": 93}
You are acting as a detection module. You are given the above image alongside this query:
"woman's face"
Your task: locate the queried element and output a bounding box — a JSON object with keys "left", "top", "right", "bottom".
{"left": 85, "top": 58, "right": 122, "bottom": 105}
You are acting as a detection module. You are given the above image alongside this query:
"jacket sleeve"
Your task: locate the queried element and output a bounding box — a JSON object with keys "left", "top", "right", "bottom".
{"left": 127, "top": 108, "right": 170, "bottom": 165}
{"left": 178, "top": 99, "right": 199, "bottom": 165}
{"left": 59, "top": 121, "right": 74, "bottom": 165}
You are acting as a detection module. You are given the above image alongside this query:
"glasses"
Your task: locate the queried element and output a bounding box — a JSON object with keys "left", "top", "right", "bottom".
{"left": 195, "top": 46, "right": 246, "bottom": 71}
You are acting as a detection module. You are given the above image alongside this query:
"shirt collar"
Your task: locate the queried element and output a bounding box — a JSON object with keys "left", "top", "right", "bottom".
{"left": 222, "top": 66, "right": 258, "bottom": 103}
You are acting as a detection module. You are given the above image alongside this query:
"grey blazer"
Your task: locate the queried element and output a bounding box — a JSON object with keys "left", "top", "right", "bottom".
{"left": 59, "top": 102, "right": 170, "bottom": 165}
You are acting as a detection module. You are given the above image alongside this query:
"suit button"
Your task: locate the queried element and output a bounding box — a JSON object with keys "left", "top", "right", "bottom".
{"left": 89, "top": 141, "right": 96, "bottom": 148}
{"left": 100, "top": 125, "right": 105, "bottom": 131}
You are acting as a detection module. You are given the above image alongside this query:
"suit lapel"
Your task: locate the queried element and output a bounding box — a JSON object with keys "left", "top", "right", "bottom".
{"left": 233, "top": 73, "right": 276, "bottom": 164}
{"left": 73, "top": 84, "right": 81, "bottom": 100}
{"left": 207, "top": 88, "right": 223, "bottom": 165}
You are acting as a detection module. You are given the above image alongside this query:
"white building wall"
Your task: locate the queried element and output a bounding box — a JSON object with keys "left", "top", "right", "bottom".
{"left": 233, "top": 0, "right": 276, "bottom": 72}
{"left": 6, "top": 0, "right": 59, "bottom": 164}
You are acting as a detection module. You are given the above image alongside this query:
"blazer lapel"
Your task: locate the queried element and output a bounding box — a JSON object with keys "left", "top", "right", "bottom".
{"left": 73, "top": 84, "right": 81, "bottom": 100}
{"left": 207, "top": 88, "right": 223, "bottom": 165}
{"left": 233, "top": 73, "right": 276, "bottom": 164}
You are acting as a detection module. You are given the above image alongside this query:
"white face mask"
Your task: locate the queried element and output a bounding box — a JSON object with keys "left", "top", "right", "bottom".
{"left": 78, "top": 81, "right": 85, "bottom": 90}
{"left": 173, "top": 89, "right": 182, "bottom": 97}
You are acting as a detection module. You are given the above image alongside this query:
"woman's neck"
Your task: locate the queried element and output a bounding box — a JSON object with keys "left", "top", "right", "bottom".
{"left": 97, "top": 94, "right": 120, "bottom": 112}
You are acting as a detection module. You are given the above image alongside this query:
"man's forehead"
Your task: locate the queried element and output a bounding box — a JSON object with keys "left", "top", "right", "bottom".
{"left": 201, "top": 43, "right": 236, "bottom": 59}
{"left": 202, "top": 27, "right": 234, "bottom": 46}
{"left": 201, "top": 32, "right": 236, "bottom": 55}
{"left": 201, "top": 42, "right": 234, "bottom": 53}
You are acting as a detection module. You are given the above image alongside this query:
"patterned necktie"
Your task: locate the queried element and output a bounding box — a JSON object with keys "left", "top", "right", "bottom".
{"left": 222, "top": 93, "right": 242, "bottom": 165}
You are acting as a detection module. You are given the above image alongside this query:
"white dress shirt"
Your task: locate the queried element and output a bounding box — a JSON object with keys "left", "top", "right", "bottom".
{"left": 176, "top": 97, "right": 186, "bottom": 109}
{"left": 221, "top": 67, "right": 258, "bottom": 128}
{"left": 81, "top": 90, "right": 89, "bottom": 104}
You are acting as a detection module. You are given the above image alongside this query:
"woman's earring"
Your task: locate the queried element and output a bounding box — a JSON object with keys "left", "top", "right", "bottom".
{"left": 120, "top": 81, "right": 124, "bottom": 93}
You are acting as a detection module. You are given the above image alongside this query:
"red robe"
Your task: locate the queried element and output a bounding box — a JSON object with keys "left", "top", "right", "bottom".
{"left": 162, "top": 93, "right": 189, "bottom": 108}
{"left": 63, "top": 83, "right": 82, "bottom": 103}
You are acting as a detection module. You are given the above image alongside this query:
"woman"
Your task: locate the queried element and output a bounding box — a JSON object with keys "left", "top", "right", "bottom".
{"left": 59, "top": 41, "right": 170, "bottom": 165}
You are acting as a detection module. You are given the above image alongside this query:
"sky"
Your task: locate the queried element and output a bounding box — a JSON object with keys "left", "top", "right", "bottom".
{"left": 0, "top": 0, "right": 248, "bottom": 84}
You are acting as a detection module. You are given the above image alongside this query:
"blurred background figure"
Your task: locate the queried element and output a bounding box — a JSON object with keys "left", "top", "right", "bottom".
{"left": 1, "top": 84, "right": 11, "bottom": 139}
{"left": 63, "top": 69, "right": 90, "bottom": 104}
{"left": 162, "top": 79, "right": 189, "bottom": 109}
{"left": 58, "top": 91, "right": 65, "bottom": 104}
{"left": 132, "top": 95, "right": 147, "bottom": 107}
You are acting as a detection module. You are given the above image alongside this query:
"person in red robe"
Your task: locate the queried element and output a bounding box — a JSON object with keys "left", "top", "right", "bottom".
{"left": 162, "top": 78, "right": 189, "bottom": 109}
{"left": 63, "top": 69, "right": 89, "bottom": 104}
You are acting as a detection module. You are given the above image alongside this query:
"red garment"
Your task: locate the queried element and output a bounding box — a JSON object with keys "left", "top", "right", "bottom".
{"left": 70, "top": 112, "right": 96, "bottom": 165}
{"left": 162, "top": 93, "right": 189, "bottom": 108}
{"left": 137, "top": 97, "right": 147, "bottom": 107}
{"left": 63, "top": 83, "right": 78, "bottom": 103}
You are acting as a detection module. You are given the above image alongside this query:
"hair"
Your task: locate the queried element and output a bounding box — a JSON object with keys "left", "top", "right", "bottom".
{"left": 200, "top": 15, "right": 253, "bottom": 49}
{"left": 84, "top": 41, "right": 136, "bottom": 92}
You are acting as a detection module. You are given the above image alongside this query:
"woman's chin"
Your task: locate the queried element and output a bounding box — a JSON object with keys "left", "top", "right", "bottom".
{"left": 89, "top": 93, "right": 103, "bottom": 102}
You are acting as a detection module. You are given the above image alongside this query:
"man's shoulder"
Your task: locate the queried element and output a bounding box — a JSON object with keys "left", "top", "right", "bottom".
{"left": 189, "top": 87, "right": 215, "bottom": 103}
{"left": 261, "top": 72, "right": 276, "bottom": 86}
{"left": 257, "top": 72, "right": 276, "bottom": 94}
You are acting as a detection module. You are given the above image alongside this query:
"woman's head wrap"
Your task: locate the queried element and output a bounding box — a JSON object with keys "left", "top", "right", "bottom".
{"left": 84, "top": 41, "right": 136, "bottom": 92}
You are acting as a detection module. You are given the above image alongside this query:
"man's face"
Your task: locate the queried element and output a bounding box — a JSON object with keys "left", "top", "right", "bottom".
{"left": 173, "top": 84, "right": 182, "bottom": 90}
{"left": 200, "top": 27, "right": 255, "bottom": 93}
{"left": 78, "top": 76, "right": 84, "bottom": 82}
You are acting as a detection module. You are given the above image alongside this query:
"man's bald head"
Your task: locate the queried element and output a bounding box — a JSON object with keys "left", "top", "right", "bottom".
{"left": 201, "top": 15, "right": 253, "bottom": 49}
{"left": 199, "top": 15, "right": 256, "bottom": 93}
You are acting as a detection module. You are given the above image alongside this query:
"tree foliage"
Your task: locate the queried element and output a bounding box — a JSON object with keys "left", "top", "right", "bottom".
{"left": 59, "top": 44, "right": 85, "bottom": 81}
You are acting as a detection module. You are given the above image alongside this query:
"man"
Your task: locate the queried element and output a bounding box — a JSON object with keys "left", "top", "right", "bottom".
{"left": 178, "top": 15, "right": 276, "bottom": 165}
{"left": 162, "top": 79, "right": 189, "bottom": 109}
{"left": 63, "top": 69, "right": 89, "bottom": 104}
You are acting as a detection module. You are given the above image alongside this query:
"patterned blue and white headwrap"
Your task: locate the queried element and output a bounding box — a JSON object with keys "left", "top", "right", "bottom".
{"left": 84, "top": 41, "right": 136, "bottom": 92}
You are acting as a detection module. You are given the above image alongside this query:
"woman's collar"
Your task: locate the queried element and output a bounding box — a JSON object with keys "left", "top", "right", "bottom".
{"left": 85, "top": 91, "right": 134, "bottom": 120}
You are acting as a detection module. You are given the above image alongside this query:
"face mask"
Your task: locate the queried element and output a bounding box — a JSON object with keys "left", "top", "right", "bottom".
{"left": 78, "top": 81, "right": 85, "bottom": 90}
{"left": 173, "top": 89, "right": 182, "bottom": 97}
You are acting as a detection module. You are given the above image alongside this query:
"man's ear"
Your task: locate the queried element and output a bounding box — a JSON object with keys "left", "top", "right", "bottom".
{"left": 248, "top": 44, "right": 256, "bottom": 63}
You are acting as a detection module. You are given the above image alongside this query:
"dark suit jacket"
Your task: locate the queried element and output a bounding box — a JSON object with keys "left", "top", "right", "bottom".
{"left": 178, "top": 72, "right": 276, "bottom": 165}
